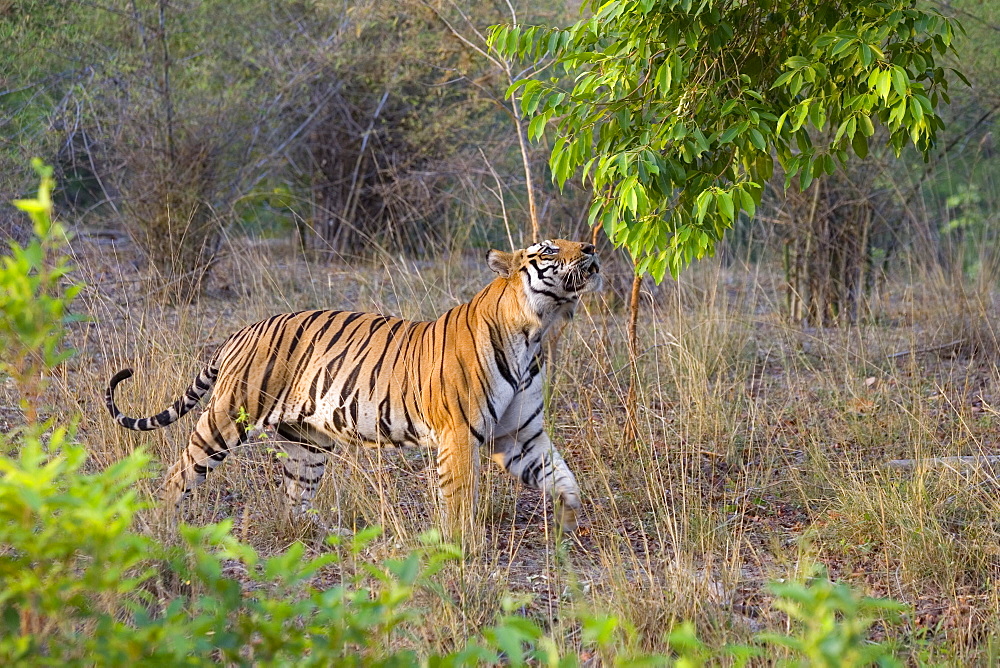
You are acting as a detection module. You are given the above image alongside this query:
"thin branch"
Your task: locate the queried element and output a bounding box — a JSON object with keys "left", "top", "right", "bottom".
{"left": 479, "top": 147, "right": 516, "bottom": 251}
{"left": 343, "top": 90, "right": 391, "bottom": 225}
{"left": 420, "top": 0, "right": 543, "bottom": 240}
{"left": 157, "top": 0, "right": 176, "bottom": 166}
{"left": 887, "top": 339, "right": 965, "bottom": 359}
{"left": 887, "top": 456, "right": 1000, "bottom": 471}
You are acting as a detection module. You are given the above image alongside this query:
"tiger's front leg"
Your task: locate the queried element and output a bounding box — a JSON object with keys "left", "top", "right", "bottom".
{"left": 491, "top": 401, "right": 582, "bottom": 533}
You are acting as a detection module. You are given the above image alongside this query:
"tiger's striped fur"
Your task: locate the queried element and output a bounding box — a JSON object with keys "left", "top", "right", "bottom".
{"left": 106, "top": 239, "right": 601, "bottom": 536}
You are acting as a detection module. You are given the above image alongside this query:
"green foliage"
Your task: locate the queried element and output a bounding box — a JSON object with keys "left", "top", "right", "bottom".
{"left": 2, "top": 159, "right": 83, "bottom": 378}
{"left": 0, "top": 432, "right": 157, "bottom": 664}
{"left": 0, "top": 428, "right": 466, "bottom": 666}
{"left": 759, "top": 566, "right": 908, "bottom": 667}
{"left": 563, "top": 567, "right": 907, "bottom": 666}
{"left": 490, "top": 0, "right": 964, "bottom": 280}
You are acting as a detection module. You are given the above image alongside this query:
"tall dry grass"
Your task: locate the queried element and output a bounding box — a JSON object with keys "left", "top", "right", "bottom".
{"left": 39, "top": 231, "right": 1000, "bottom": 661}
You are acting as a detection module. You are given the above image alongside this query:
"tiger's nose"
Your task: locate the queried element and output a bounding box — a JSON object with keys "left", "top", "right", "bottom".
{"left": 582, "top": 243, "right": 596, "bottom": 255}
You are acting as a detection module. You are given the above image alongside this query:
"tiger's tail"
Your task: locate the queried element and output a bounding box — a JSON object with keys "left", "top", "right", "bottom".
{"left": 105, "top": 365, "right": 218, "bottom": 431}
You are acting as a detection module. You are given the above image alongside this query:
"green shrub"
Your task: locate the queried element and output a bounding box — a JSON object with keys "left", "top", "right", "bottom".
{"left": 2, "top": 159, "right": 84, "bottom": 422}
{"left": 759, "top": 566, "right": 907, "bottom": 667}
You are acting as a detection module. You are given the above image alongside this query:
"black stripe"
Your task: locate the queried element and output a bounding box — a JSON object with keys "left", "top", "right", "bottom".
{"left": 506, "top": 428, "right": 544, "bottom": 467}
{"left": 403, "top": 405, "right": 419, "bottom": 440}
{"left": 378, "top": 396, "right": 393, "bottom": 441}
{"left": 306, "top": 367, "right": 323, "bottom": 416}
{"left": 453, "top": 400, "right": 485, "bottom": 444}
{"left": 533, "top": 288, "right": 569, "bottom": 303}
{"left": 340, "top": 352, "right": 368, "bottom": 405}
{"left": 437, "top": 310, "right": 452, "bottom": 411}
{"left": 256, "top": 316, "right": 296, "bottom": 417}
{"left": 354, "top": 316, "right": 390, "bottom": 352}
{"left": 287, "top": 311, "right": 324, "bottom": 355}
{"left": 521, "top": 459, "right": 545, "bottom": 485}
{"left": 488, "top": 323, "right": 517, "bottom": 388}
{"left": 282, "top": 469, "right": 324, "bottom": 484}
{"left": 282, "top": 311, "right": 327, "bottom": 407}
{"left": 276, "top": 425, "right": 328, "bottom": 454}
{"left": 484, "top": 393, "right": 498, "bottom": 422}
{"left": 368, "top": 320, "right": 404, "bottom": 393}
{"left": 519, "top": 355, "right": 543, "bottom": 391}
{"left": 331, "top": 407, "right": 345, "bottom": 431}
{"left": 240, "top": 315, "right": 286, "bottom": 412}
{"left": 385, "top": 321, "right": 413, "bottom": 378}
{"left": 324, "top": 315, "right": 372, "bottom": 378}
{"left": 321, "top": 312, "right": 365, "bottom": 355}
{"left": 514, "top": 404, "right": 544, "bottom": 435}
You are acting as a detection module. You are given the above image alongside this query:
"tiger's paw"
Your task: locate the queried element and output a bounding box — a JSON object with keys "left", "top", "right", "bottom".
{"left": 556, "top": 498, "right": 583, "bottom": 534}
{"left": 287, "top": 507, "right": 353, "bottom": 541}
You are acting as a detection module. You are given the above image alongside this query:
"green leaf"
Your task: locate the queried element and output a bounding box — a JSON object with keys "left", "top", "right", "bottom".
{"left": 739, "top": 188, "right": 756, "bottom": 219}
{"left": 858, "top": 115, "right": 874, "bottom": 137}
{"left": 719, "top": 125, "right": 741, "bottom": 144}
{"left": 876, "top": 70, "right": 891, "bottom": 99}
{"left": 852, "top": 131, "right": 869, "bottom": 159}
{"left": 716, "top": 190, "right": 734, "bottom": 223}
{"left": 831, "top": 37, "right": 854, "bottom": 56}
{"left": 655, "top": 60, "right": 672, "bottom": 94}
{"left": 791, "top": 102, "right": 810, "bottom": 131}
{"left": 891, "top": 66, "right": 908, "bottom": 98}
{"left": 621, "top": 177, "right": 639, "bottom": 215}
{"left": 860, "top": 43, "right": 873, "bottom": 67}
{"left": 755, "top": 152, "right": 773, "bottom": 181}
{"left": 528, "top": 114, "right": 547, "bottom": 141}
{"left": 771, "top": 71, "right": 795, "bottom": 89}
{"left": 695, "top": 190, "right": 713, "bottom": 224}
{"left": 799, "top": 158, "right": 814, "bottom": 191}
{"left": 834, "top": 117, "right": 851, "bottom": 144}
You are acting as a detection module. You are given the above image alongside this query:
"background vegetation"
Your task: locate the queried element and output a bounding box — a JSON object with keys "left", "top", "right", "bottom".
{"left": 2, "top": 0, "right": 1000, "bottom": 663}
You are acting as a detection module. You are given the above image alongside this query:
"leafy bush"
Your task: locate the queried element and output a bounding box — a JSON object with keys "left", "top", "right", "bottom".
{"left": 760, "top": 567, "right": 907, "bottom": 667}
{"left": 2, "top": 159, "right": 83, "bottom": 420}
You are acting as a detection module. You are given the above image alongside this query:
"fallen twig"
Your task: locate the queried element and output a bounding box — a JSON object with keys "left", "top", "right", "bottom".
{"left": 886, "top": 455, "right": 1000, "bottom": 471}
{"left": 888, "top": 339, "right": 965, "bottom": 359}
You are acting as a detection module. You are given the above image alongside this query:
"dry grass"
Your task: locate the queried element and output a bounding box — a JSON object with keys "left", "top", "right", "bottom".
{"left": 29, "top": 231, "right": 1000, "bottom": 661}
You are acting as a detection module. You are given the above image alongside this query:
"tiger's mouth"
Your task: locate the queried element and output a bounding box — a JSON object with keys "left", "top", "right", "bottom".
{"left": 565, "top": 257, "right": 602, "bottom": 293}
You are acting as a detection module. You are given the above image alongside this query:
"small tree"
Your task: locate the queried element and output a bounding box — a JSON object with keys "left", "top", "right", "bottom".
{"left": 491, "top": 0, "right": 963, "bottom": 283}
{"left": 490, "top": 0, "right": 964, "bottom": 434}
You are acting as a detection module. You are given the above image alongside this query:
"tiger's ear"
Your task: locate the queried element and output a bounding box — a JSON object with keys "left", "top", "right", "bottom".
{"left": 487, "top": 249, "right": 514, "bottom": 278}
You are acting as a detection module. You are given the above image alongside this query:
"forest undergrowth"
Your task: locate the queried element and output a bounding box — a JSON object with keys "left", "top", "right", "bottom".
{"left": 7, "top": 224, "right": 995, "bottom": 663}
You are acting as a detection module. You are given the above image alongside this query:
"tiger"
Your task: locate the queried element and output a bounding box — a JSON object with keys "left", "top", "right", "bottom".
{"left": 105, "top": 239, "right": 602, "bottom": 537}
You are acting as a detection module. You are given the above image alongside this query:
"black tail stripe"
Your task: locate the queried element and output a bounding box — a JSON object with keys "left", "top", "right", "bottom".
{"left": 106, "top": 365, "right": 215, "bottom": 432}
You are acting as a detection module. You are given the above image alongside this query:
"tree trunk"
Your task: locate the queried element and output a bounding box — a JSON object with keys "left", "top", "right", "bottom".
{"left": 623, "top": 270, "right": 642, "bottom": 444}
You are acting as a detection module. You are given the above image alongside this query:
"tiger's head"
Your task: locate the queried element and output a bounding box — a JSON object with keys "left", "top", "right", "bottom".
{"left": 487, "top": 239, "right": 602, "bottom": 320}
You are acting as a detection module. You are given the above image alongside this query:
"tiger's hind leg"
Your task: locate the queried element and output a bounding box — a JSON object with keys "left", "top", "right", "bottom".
{"left": 436, "top": 428, "right": 480, "bottom": 543}
{"left": 161, "top": 399, "right": 248, "bottom": 508}
{"left": 274, "top": 422, "right": 345, "bottom": 531}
